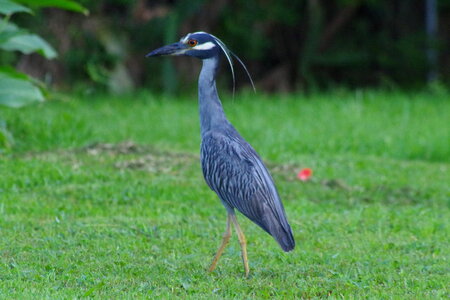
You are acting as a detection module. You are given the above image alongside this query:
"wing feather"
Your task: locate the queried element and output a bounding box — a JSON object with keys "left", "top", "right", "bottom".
{"left": 201, "top": 130, "right": 295, "bottom": 251}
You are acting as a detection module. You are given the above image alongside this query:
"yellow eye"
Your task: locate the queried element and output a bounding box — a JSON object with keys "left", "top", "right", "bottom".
{"left": 188, "top": 39, "right": 198, "bottom": 47}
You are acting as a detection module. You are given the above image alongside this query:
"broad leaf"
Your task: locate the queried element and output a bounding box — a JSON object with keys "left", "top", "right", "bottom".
{"left": 0, "top": 19, "right": 28, "bottom": 45}
{"left": 0, "top": 19, "right": 57, "bottom": 58}
{"left": 0, "top": 65, "right": 31, "bottom": 80}
{"left": 0, "top": 0, "right": 31, "bottom": 15}
{"left": 0, "top": 32, "right": 57, "bottom": 58}
{"left": 0, "top": 120, "right": 14, "bottom": 149}
{"left": 0, "top": 72, "right": 44, "bottom": 108}
{"left": 0, "top": 17, "right": 24, "bottom": 31}
{"left": 0, "top": 66, "right": 47, "bottom": 91}
{"left": 0, "top": 29, "right": 26, "bottom": 44}
{"left": 14, "top": 0, "right": 88, "bottom": 15}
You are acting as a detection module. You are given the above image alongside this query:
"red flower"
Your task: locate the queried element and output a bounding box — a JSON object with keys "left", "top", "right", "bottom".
{"left": 297, "top": 168, "right": 312, "bottom": 181}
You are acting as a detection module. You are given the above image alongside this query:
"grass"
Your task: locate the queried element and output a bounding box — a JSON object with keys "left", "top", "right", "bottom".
{"left": 0, "top": 89, "right": 449, "bottom": 298}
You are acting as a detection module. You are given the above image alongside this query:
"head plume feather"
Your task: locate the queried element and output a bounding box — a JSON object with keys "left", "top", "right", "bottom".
{"left": 208, "top": 33, "right": 256, "bottom": 95}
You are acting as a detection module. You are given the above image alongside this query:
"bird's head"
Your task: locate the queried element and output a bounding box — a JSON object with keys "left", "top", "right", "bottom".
{"left": 146, "top": 31, "right": 255, "bottom": 92}
{"left": 146, "top": 32, "right": 222, "bottom": 59}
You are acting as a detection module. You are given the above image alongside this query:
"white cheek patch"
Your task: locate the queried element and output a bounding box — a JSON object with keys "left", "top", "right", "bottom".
{"left": 193, "top": 42, "right": 216, "bottom": 50}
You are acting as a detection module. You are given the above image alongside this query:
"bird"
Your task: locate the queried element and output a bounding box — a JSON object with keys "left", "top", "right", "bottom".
{"left": 146, "top": 32, "right": 295, "bottom": 277}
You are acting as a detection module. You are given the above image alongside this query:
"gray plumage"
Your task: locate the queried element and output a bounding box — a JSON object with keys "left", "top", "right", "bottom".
{"left": 147, "top": 32, "right": 295, "bottom": 256}
{"left": 198, "top": 56, "right": 295, "bottom": 252}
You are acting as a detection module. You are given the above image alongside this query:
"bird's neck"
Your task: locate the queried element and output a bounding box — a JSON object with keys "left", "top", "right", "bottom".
{"left": 198, "top": 56, "right": 229, "bottom": 136}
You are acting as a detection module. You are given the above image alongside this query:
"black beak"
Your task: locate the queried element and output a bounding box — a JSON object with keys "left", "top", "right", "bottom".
{"left": 146, "top": 42, "right": 187, "bottom": 57}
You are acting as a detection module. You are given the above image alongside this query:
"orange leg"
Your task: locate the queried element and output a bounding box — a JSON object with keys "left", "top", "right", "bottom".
{"left": 208, "top": 214, "right": 232, "bottom": 273}
{"left": 230, "top": 214, "right": 250, "bottom": 277}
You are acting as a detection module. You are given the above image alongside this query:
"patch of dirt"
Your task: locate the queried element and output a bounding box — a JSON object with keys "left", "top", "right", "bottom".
{"left": 82, "top": 142, "right": 346, "bottom": 186}
{"left": 26, "top": 141, "right": 428, "bottom": 206}
{"left": 114, "top": 152, "right": 198, "bottom": 173}
{"left": 83, "top": 141, "right": 198, "bottom": 174}
{"left": 361, "top": 185, "right": 428, "bottom": 206}
{"left": 83, "top": 141, "right": 143, "bottom": 155}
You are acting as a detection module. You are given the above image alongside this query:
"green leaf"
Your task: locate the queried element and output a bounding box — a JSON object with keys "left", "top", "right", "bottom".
{"left": 0, "top": 59, "right": 48, "bottom": 91}
{"left": 14, "top": 0, "right": 89, "bottom": 15}
{"left": 0, "top": 65, "right": 30, "bottom": 79}
{"left": 0, "top": 71, "right": 44, "bottom": 108}
{"left": 0, "top": 17, "right": 28, "bottom": 40}
{"left": 0, "top": 19, "right": 57, "bottom": 58}
{"left": 0, "top": 29, "right": 25, "bottom": 44}
{"left": 0, "top": 119, "right": 14, "bottom": 150}
{"left": 0, "top": 0, "right": 31, "bottom": 15}
{"left": 0, "top": 32, "right": 57, "bottom": 58}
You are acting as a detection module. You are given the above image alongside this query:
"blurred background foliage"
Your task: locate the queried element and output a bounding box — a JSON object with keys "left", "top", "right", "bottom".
{"left": 0, "top": 0, "right": 87, "bottom": 148}
{"left": 3, "top": 0, "right": 450, "bottom": 95}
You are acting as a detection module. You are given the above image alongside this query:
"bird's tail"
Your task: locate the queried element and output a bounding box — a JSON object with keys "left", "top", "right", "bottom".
{"left": 261, "top": 212, "right": 295, "bottom": 252}
{"left": 272, "top": 223, "right": 295, "bottom": 252}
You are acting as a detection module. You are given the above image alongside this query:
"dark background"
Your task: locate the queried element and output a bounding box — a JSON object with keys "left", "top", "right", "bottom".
{"left": 10, "top": 0, "right": 450, "bottom": 94}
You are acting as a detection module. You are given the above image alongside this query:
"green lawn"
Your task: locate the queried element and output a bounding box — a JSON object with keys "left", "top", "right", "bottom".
{"left": 0, "top": 90, "right": 449, "bottom": 298}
